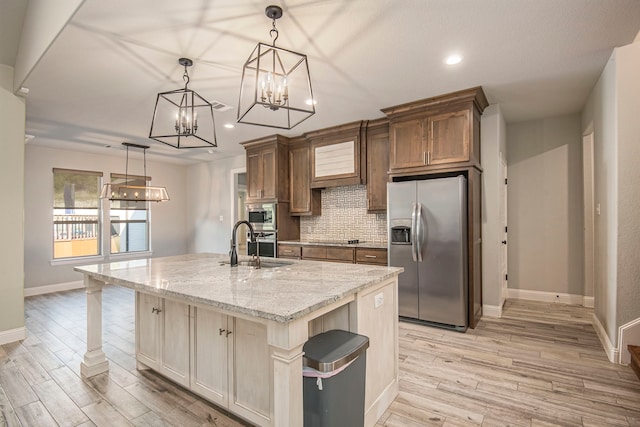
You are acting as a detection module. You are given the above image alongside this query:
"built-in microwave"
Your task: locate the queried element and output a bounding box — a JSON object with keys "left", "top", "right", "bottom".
{"left": 246, "top": 203, "right": 276, "bottom": 231}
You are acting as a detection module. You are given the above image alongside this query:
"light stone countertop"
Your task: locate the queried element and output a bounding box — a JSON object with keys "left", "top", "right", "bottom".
{"left": 74, "top": 253, "right": 402, "bottom": 323}
{"left": 278, "top": 240, "right": 388, "bottom": 249}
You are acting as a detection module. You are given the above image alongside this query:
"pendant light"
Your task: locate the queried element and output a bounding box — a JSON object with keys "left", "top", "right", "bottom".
{"left": 100, "top": 143, "right": 169, "bottom": 202}
{"left": 237, "top": 5, "right": 315, "bottom": 129}
{"left": 149, "top": 58, "right": 217, "bottom": 148}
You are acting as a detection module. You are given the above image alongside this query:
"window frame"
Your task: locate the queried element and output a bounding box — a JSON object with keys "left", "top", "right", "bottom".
{"left": 51, "top": 168, "right": 103, "bottom": 261}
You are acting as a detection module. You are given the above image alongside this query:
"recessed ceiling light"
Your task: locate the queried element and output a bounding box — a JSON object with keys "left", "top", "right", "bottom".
{"left": 224, "top": 123, "right": 235, "bottom": 129}
{"left": 305, "top": 99, "right": 317, "bottom": 106}
{"left": 445, "top": 54, "right": 463, "bottom": 65}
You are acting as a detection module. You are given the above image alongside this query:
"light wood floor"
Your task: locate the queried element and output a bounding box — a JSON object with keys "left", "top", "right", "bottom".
{"left": 0, "top": 288, "right": 638, "bottom": 426}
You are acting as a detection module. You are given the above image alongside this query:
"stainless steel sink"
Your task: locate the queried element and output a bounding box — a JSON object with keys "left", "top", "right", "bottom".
{"left": 220, "top": 260, "right": 293, "bottom": 269}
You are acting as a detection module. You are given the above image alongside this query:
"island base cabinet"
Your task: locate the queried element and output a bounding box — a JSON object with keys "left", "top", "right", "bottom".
{"left": 191, "top": 307, "right": 272, "bottom": 427}
{"left": 135, "top": 293, "right": 190, "bottom": 387}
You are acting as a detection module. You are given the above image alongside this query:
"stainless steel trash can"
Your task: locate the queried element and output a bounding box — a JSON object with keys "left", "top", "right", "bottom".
{"left": 302, "top": 329, "right": 370, "bottom": 427}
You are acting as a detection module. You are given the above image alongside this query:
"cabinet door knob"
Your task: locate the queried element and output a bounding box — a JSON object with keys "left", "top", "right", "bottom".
{"left": 502, "top": 240, "right": 507, "bottom": 245}
{"left": 219, "top": 328, "right": 226, "bottom": 335}
{"left": 151, "top": 307, "right": 162, "bottom": 314}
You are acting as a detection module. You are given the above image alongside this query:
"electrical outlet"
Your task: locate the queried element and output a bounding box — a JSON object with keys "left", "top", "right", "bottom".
{"left": 219, "top": 215, "right": 224, "bottom": 222}
{"left": 374, "top": 292, "right": 384, "bottom": 308}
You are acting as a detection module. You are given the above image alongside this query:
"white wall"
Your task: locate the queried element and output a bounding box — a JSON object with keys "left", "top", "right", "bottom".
{"left": 480, "top": 104, "right": 507, "bottom": 311}
{"left": 0, "top": 65, "right": 25, "bottom": 337}
{"left": 506, "top": 114, "right": 584, "bottom": 296}
{"left": 24, "top": 145, "right": 188, "bottom": 288}
{"left": 187, "top": 154, "right": 246, "bottom": 254}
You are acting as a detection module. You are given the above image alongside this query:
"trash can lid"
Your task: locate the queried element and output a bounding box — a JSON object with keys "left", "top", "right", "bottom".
{"left": 303, "top": 329, "right": 369, "bottom": 372}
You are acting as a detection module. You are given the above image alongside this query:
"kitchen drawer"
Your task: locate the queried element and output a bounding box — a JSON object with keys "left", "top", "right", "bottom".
{"left": 326, "top": 247, "right": 355, "bottom": 263}
{"left": 278, "top": 244, "right": 301, "bottom": 259}
{"left": 356, "top": 248, "right": 388, "bottom": 265}
{"left": 302, "top": 246, "right": 327, "bottom": 260}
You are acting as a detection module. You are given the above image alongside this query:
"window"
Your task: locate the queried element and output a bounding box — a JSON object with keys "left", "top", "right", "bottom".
{"left": 53, "top": 169, "right": 102, "bottom": 259}
{"left": 109, "top": 173, "right": 149, "bottom": 254}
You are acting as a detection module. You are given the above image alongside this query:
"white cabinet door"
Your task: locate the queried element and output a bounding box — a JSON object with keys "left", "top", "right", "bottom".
{"left": 228, "top": 317, "right": 271, "bottom": 425}
{"left": 136, "top": 292, "right": 190, "bottom": 387}
{"left": 161, "top": 298, "right": 190, "bottom": 387}
{"left": 190, "top": 307, "right": 229, "bottom": 407}
{"left": 136, "top": 292, "right": 161, "bottom": 369}
{"left": 191, "top": 309, "right": 272, "bottom": 426}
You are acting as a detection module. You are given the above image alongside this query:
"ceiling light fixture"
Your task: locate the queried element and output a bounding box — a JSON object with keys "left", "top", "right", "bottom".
{"left": 100, "top": 143, "right": 169, "bottom": 202}
{"left": 237, "top": 5, "right": 315, "bottom": 129}
{"left": 445, "top": 54, "right": 463, "bottom": 65}
{"left": 149, "top": 58, "right": 217, "bottom": 148}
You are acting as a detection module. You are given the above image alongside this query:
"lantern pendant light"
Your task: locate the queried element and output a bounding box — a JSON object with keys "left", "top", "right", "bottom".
{"left": 149, "top": 58, "right": 217, "bottom": 148}
{"left": 237, "top": 5, "right": 315, "bottom": 129}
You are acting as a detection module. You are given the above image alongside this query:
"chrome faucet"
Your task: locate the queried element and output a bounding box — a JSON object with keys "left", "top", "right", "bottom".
{"left": 230, "top": 220, "right": 256, "bottom": 267}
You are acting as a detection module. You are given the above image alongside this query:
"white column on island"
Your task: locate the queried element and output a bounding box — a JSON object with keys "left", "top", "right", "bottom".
{"left": 268, "top": 320, "right": 309, "bottom": 427}
{"left": 80, "top": 276, "right": 109, "bottom": 378}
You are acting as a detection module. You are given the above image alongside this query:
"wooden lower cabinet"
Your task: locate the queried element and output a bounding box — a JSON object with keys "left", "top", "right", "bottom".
{"left": 136, "top": 293, "right": 271, "bottom": 426}
{"left": 278, "top": 244, "right": 387, "bottom": 265}
{"left": 190, "top": 307, "right": 270, "bottom": 426}
{"left": 278, "top": 244, "right": 301, "bottom": 259}
{"left": 356, "top": 248, "right": 388, "bottom": 265}
{"left": 135, "top": 293, "right": 190, "bottom": 387}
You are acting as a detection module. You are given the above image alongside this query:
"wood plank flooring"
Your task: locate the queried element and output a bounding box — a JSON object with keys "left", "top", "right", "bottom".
{"left": 0, "top": 288, "right": 638, "bottom": 426}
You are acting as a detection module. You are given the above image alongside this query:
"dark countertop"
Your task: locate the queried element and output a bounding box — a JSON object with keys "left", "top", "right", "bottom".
{"left": 278, "top": 240, "right": 387, "bottom": 250}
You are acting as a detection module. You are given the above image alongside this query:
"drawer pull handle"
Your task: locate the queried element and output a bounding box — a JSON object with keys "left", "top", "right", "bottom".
{"left": 226, "top": 330, "right": 233, "bottom": 337}
{"left": 364, "top": 255, "right": 377, "bottom": 258}
{"left": 151, "top": 307, "right": 162, "bottom": 314}
{"left": 219, "top": 328, "right": 226, "bottom": 335}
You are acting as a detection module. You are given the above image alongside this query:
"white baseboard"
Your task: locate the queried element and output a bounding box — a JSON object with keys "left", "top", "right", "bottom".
{"left": 24, "top": 280, "right": 84, "bottom": 297}
{"left": 507, "top": 288, "right": 585, "bottom": 306}
{"left": 592, "top": 313, "right": 619, "bottom": 363}
{"left": 583, "top": 296, "right": 595, "bottom": 308}
{"left": 482, "top": 304, "right": 503, "bottom": 318}
{"left": 0, "top": 327, "right": 26, "bottom": 345}
{"left": 618, "top": 317, "right": 640, "bottom": 364}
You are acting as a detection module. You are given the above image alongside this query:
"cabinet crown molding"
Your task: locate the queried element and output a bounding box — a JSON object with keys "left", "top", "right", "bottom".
{"left": 381, "top": 86, "right": 489, "bottom": 119}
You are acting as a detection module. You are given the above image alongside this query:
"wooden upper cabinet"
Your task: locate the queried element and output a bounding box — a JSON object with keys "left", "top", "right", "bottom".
{"left": 306, "top": 121, "right": 365, "bottom": 188}
{"left": 241, "top": 135, "right": 290, "bottom": 203}
{"left": 289, "top": 138, "right": 320, "bottom": 216}
{"left": 428, "top": 109, "right": 470, "bottom": 165}
{"left": 389, "top": 118, "right": 426, "bottom": 170}
{"left": 382, "top": 87, "right": 488, "bottom": 175}
{"left": 366, "top": 119, "right": 390, "bottom": 213}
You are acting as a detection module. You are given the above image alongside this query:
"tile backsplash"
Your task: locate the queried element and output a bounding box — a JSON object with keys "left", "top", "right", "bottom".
{"left": 299, "top": 185, "right": 387, "bottom": 244}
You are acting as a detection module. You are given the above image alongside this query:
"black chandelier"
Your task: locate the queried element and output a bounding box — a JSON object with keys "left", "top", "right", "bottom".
{"left": 237, "top": 5, "right": 315, "bottom": 129}
{"left": 149, "top": 58, "right": 217, "bottom": 148}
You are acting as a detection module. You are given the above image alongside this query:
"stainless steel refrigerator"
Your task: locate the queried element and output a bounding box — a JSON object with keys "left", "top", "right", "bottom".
{"left": 387, "top": 176, "right": 468, "bottom": 330}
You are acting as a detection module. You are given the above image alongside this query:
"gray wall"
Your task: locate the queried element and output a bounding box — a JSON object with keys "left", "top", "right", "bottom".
{"left": 582, "top": 41, "right": 640, "bottom": 346}
{"left": 0, "top": 65, "right": 25, "bottom": 333}
{"left": 506, "top": 114, "right": 584, "bottom": 296}
{"left": 24, "top": 145, "right": 189, "bottom": 288}
{"left": 187, "top": 154, "right": 245, "bottom": 254}
{"left": 480, "top": 104, "right": 507, "bottom": 309}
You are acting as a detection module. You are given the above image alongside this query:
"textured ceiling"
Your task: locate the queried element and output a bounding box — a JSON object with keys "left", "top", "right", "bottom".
{"left": 4, "top": 0, "right": 640, "bottom": 164}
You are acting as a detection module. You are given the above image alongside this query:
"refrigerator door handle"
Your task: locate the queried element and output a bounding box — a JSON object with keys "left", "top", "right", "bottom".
{"left": 411, "top": 202, "right": 418, "bottom": 262}
{"left": 415, "top": 202, "right": 424, "bottom": 262}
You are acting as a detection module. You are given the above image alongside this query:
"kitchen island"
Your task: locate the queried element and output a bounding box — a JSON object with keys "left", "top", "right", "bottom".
{"left": 74, "top": 253, "right": 402, "bottom": 427}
